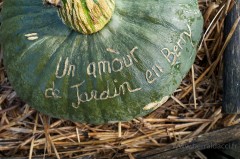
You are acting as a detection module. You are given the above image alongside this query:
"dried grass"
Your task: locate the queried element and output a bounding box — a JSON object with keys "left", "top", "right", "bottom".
{"left": 0, "top": 0, "right": 240, "bottom": 158}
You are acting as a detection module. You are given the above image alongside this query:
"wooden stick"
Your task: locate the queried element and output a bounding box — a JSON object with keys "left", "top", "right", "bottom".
{"left": 223, "top": 0, "right": 240, "bottom": 114}
{"left": 133, "top": 124, "right": 240, "bottom": 159}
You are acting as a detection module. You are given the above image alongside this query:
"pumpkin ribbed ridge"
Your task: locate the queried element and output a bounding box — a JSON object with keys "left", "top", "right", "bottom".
{"left": 58, "top": 0, "right": 115, "bottom": 34}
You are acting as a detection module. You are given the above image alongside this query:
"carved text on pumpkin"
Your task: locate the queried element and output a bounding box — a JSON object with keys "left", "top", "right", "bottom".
{"left": 46, "top": 25, "right": 194, "bottom": 104}
{"left": 54, "top": 47, "right": 138, "bottom": 79}
{"left": 87, "top": 47, "right": 138, "bottom": 78}
{"left": 146, "top": 24, "right": 193, "bottom": 84}
{"left": 55, "top": 57, "right": 76, "bottom": 78}
{"left": 146, "top": 62, "right": 164, "bottom": 84}
{"left": 45, "top": 82, "right": 62, "bottom": 99}
{"left": 70, "top": 80, "right": 142, "bottom": 108}
{"left": 161, "top": 24, "right": 193, "bottom": 66}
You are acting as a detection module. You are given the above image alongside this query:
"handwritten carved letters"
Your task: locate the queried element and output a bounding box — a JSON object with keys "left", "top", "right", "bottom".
{"left": 44, "top": 24, "right": 194, "bottom": 110}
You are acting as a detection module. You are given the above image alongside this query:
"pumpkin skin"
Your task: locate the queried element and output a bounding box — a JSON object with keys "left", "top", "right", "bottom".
{"left": 0, "top": 0, "right": 203, "bottom": 124}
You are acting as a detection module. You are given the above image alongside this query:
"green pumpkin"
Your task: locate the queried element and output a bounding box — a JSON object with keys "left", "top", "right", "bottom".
{"left": 0, "top": 0, "right": 203, "bottom": 124}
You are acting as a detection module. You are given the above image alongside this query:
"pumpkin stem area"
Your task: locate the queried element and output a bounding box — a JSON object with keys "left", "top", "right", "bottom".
{"left": 57, "top": 0, "right": 115, "bottom": 34}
